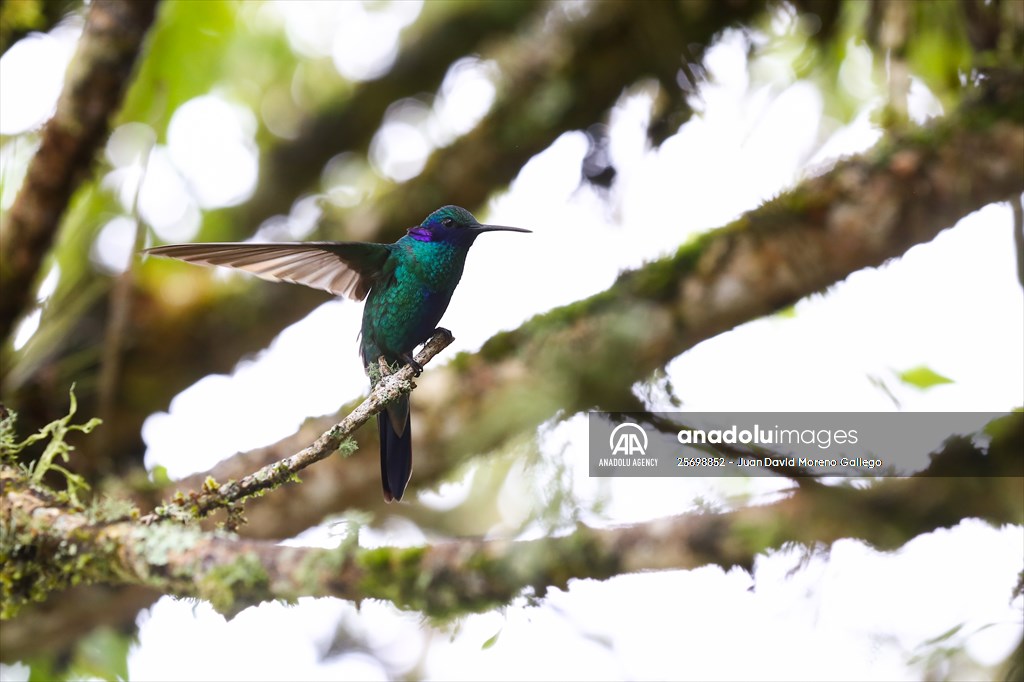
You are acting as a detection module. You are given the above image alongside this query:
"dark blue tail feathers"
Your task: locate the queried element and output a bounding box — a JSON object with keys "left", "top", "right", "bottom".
{"left": 379, "top": 399, "right": 412, "bottom": 502}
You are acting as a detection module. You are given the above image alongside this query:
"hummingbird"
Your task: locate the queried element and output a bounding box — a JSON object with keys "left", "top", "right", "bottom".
{"left": 145, "top": 205, "right": 530, "bottom": 502}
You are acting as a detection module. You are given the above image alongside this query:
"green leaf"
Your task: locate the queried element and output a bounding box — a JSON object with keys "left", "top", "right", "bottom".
{"left": 73, "top": 627, "right": 133, "bottom": 682}
{"left": 896, "top": 365, "right": 954, "bottom": 390}
{"left": 921, "top": 622, "right": 964, "bottom": 646}
{"left": 118, "top": 0, "right": 240, "bottom": 133}
{"left": 149, "top": 464, "right": 171, "bottom": 486}
{"left": 25, "top": 627, "right": 134, "bottom": 682}
{"left": 481, "top": 628, "right": 502, "bottom": 650}
{"left": 774, "top": 304, "right": 797, "bottom": 319}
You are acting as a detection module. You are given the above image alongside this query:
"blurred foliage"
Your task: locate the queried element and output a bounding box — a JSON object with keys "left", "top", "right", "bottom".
{"left": 120, "top": 1, "right": 253, "bottom": 132}
{"left": 0, "top": 0, "right": 1021, "bottom": 672}
{"left": 0, "top": 0, "right": 77, "bottom": 55}
{"left": 897, "top": 364, "right": 955, "bottom": 391}
{"left": 25, "top": 626, "right": 132, "bottom": 682}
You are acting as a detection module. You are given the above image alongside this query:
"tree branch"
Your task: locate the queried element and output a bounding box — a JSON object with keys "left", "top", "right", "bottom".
{"left": 0, "top": 0, "right": 158, "bottom": 345}
{"left": 143, "top": 329, "right": 453, "bottom": 524}
{"left": 3, "top": 414, "right": 1020, "bottom": 620}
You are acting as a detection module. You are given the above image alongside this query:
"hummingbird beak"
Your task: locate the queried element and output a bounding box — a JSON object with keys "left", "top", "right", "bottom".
{"left": 471, "top": 223, "right": 532, "bottom": 234}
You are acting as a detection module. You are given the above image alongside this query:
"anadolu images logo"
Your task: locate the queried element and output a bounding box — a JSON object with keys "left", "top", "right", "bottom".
{"left": 609, "top": 422, "right": 648, "bottom": 456}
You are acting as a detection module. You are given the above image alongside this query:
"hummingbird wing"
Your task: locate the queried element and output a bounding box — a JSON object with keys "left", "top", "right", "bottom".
{"left": 144, "top": 242, "right": 392, "bottom": 301}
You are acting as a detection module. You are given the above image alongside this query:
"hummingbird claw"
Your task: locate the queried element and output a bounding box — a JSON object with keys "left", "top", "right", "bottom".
{"left": 400, "top": 352, "right": 423, "bottom": 377}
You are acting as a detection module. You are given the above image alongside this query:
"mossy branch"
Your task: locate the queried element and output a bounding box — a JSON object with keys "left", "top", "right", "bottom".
{"left": 141, "top": 329, "right": 454, "bottom": 524}
{"left": 3, "top": 414, "right": 1020, "bottom": 620}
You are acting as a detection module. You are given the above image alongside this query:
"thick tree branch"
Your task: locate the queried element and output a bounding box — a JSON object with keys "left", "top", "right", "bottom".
{"left": 3, "top": 414, "right": 1020, "bottom": 621}
{"left": 0, "top": 0, "right": 158, "bottom": 346}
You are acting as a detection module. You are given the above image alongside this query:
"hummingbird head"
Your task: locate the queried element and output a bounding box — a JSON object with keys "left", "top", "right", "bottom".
{"left": 408, "top": 205, "right": 531, "bottom": 243}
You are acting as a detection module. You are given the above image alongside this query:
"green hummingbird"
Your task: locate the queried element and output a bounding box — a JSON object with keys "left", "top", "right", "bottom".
{"left": 145, "top": 205, "right": 531, "bottom": 502}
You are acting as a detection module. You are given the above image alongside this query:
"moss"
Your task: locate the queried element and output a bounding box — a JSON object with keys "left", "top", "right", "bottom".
{"left": 563, "top": 525, "right": 620, "bottom": 583}
{"left": 356, "top": 545, "right": 429, "bottom": 608}
{"left": 0, "top": 406, "right": 18, "bottom": 461}
{"left": 86, "top": 495, "right": 139, "bottom": 524}
{"left": 357, "top": 544, "right": 426, "bottom": 574}
{"left": 295, "top": 543, "right": 348, "bottom": 596}
{"left": 354, "top": 541, "right": 557, "bottom": 619}
{"left": 432, "top": 547, "right": 527, "bottom": 617}
{"left": 476, "top": 214, "right": 757, "bottom": 364}
{"left": 478, "top": 288, "right": 617, "bottom": 362}
{"left": 0, "top": 394, "right": 115, "bottom": 618}
{"left": 197, "top": 552, "right": 270, "bottom": 617}
{"left": 1, "top": 502, "right": 108, "bottom": 619}
{"left": 293, "top": 513, "right": 366, "bottom": 596}
{"left": 220, "top": 503, "right": 247, "bottom": 533}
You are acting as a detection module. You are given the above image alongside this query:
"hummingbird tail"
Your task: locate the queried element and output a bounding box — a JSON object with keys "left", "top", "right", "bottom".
{"left": 379, "top": 399, "right": 413, "bottom": 502}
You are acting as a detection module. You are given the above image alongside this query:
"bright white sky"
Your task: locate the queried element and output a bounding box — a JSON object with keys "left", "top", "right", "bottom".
{"left": 1, "top": 2, "right": 1021, "bottom": 681}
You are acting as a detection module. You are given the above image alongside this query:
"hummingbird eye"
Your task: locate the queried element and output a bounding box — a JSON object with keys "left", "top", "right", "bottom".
{"left": 441, "top": 217, "right": 454, "bottom": 227}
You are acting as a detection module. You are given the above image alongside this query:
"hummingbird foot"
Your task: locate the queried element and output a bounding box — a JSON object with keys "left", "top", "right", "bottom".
{"left": 399, "top": 352, "right": 423, "bottom": 377}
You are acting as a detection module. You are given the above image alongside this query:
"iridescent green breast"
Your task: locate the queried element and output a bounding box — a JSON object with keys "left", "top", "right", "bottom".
{"left": 359, "top": 238, "right": 468, "bottom": 365}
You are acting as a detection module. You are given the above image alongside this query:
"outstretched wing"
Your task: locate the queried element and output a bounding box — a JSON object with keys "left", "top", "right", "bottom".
{"left": 144, "top": 242, "right": 392, "bottom": 301}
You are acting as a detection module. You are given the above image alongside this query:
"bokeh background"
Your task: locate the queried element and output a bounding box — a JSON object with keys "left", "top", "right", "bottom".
{"left": 1, "top": 1, "right": 1022, "bottom": 680}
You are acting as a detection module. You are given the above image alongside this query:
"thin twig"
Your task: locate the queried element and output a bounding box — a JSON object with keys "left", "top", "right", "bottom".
{"left": 98, "top": 140, "right": 154, "bottom": 453}
{"left": 142, "top": 329, "right": 454, "bottom": 523}
{"left": 1012, "top": 192, "right": 1023, "bottom": 288}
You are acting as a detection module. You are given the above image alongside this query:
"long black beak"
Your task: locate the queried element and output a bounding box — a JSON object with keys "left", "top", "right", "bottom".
{"left": 471, "top": 223, "right": 532, "bottom": 234}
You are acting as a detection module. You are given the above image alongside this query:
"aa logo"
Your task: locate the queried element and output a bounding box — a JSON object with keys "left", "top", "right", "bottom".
{"left": 609, "top": 423, "right": 648, "bottom": 456}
